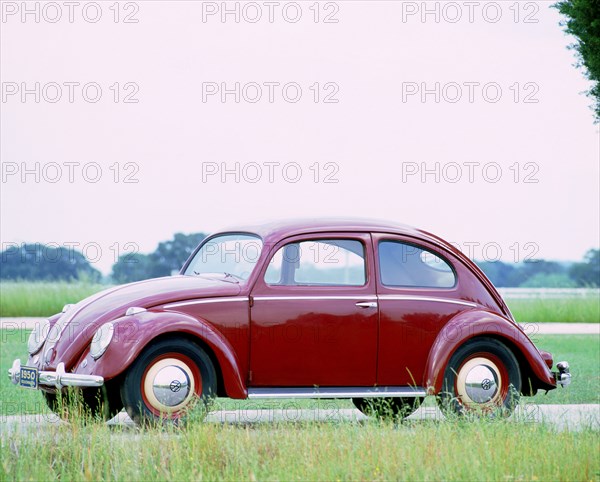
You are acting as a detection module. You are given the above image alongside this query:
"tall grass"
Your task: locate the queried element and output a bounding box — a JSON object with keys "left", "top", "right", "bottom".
{"left": 2, "top": 417, "right": 598, "bottom": 481}
{"left": 507, "top": 297, "right": 599, "bottom": 323}
{"left": 0, "top": 282, "right": 107, "bottom": 317}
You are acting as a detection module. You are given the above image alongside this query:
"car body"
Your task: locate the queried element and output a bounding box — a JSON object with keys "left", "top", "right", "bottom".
{"left": 9, "top": 218, "right": 571, "bottom": 423}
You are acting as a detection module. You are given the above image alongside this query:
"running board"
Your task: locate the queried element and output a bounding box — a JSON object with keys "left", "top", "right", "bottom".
{"left": 247, "top": 386, "right": 427, "bottom": 399}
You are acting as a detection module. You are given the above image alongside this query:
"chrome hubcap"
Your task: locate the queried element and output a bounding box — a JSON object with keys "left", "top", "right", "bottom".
{"left": 153, "top": 366, "right": 190, "bottom": 407}
{"left": 143, "top": 358, "right": 196, "bottom": 413}
{"left": 456, "top": 357, "right": 502, "bottom": 405}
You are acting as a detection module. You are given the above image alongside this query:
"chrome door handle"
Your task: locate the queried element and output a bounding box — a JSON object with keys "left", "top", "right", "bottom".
{"left": 356, "top": 301, "right": 378, "bottom": 309}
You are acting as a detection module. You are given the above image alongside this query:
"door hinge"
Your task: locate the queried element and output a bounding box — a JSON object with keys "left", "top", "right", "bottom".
{"left": 249, "top": 295, "right": 254, "bottom": 308}
{"left": 248, "top": 370, "right": 253, "bottom": 383}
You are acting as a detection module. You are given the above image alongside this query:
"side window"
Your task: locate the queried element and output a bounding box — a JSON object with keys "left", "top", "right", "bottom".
{"left": 378, "top": 241, "right": 455, "bottom": 288}
{"left": 265, "top": 239, "right": 366, "bottom": 286}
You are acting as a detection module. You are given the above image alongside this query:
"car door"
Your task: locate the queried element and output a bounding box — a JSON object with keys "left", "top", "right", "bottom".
{"left": 249, "top": 233, "right": 378, "bottom": 387}
{"left": 373, "top": 233, "right": 471, "bottom": 386}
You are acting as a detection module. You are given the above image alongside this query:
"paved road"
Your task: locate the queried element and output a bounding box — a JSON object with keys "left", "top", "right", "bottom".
{"left": 1, "top": 318, "right": 599, "bottom": 334}
{"left": 1, "top": 404, "right": 598, "bottom": 435}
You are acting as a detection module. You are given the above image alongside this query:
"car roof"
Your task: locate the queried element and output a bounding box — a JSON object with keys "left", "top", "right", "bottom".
{"left": 215, "top": 217, "right": 451, "bottom": 249}
{"left": 207, "top": 218, "right": 510, "bottom": 318}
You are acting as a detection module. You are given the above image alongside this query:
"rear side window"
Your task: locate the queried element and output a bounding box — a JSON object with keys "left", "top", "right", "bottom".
{"left": 378, "top": 241, "right": 455, "bottom": 288}
{"left": 265, "top": 239, "right": 366, "bottom": 286}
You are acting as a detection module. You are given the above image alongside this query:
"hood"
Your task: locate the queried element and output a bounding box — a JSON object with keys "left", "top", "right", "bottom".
{"left": 47, "top": 276, "right": 240, "bottom": 369}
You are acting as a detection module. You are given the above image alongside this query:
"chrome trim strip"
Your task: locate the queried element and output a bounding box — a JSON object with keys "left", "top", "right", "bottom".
{"left": 378, "top": 295, "right": 477, "bottom": 308}
{"left": 167, "top": 295, "right": 474, "bottom": 308}
{"left": 125, "top": 306, "right": 147, "bottom": 316}
{"left": 164, "top": 297, "right": 249, "bottom": 309}
{"left": 248, "top": 386, "right": 427, "bottom": 399}
{"left": 253, "top": 295, "right": 378, "bottom": 302}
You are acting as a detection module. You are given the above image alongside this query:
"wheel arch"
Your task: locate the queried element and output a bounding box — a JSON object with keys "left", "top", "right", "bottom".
{"left": 423, "top": 309, "right": 556, "bottom": 394}
{"left": 87, "top": 311, "right": 247, "bottom": 399}
{"left": 136, "top": 331, "right": 229, "bottom": 398}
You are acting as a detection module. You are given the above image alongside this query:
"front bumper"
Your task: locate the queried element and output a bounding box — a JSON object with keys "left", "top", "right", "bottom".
{"left": 8, "top": 359, "right": 104, "bottom": 389}
{"left": 553, "top": 361, "right": 571, "bottom": 387}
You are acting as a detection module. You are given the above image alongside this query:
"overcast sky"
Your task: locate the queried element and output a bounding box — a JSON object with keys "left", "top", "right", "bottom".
{"left": 1, "top": 1, "right": 598, "bottom": 274}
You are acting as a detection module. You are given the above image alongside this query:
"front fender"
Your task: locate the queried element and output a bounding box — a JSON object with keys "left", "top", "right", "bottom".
{"left": 423, "top": 310, "right": 556, "bottom": 394}
{"left": 75, "top": 311, "right": 247, "bottom": 398}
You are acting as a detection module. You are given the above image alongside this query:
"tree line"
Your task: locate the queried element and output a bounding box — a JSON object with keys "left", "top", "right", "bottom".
{"left": 0, "top": 234, "right": 598, "bottom": 288}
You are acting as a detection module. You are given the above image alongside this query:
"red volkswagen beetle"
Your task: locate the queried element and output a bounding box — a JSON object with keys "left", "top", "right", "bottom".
{"left": 9, "top": 219, "right": 570, "bottom": 424}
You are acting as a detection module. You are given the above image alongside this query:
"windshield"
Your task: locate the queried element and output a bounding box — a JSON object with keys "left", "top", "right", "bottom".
{"left": 184, "top": 234, "right": 263, "bottom": 282}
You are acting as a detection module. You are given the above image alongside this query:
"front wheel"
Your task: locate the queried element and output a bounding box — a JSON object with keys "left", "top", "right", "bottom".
{"left": 42, "top": 380, "right": 123, "bottom": 421}
{"left": 437, "top": 337, "right": 521, "bottom": 417}
{"left": 121, "top": 338, "right": 217, "bottom": 425}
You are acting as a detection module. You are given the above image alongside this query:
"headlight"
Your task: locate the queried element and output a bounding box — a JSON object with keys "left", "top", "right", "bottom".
{"left": 90, "top": 322, "right": 114, "bottom": 360}
{"left": 28, "top": 318, "right": 51, "bottom": 355}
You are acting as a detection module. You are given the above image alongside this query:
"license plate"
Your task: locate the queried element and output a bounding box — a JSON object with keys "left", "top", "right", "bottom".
{"left": 19, "top": 366, "right": 38, "bottom": 389}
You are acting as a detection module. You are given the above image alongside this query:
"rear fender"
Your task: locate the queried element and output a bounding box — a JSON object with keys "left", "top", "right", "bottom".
{"left": 423, "top": 310, "right": 556, "bottom": 393}
{"left": 76, "top": 311, "right": 247, "bottom": 398}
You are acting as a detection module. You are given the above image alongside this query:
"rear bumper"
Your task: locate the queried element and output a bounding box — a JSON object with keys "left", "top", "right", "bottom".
{"left": 553, "top": 361, "right": 571, "bottom": 387}
{"left": 8, "top": 359, "right": 104, "bottom": 389}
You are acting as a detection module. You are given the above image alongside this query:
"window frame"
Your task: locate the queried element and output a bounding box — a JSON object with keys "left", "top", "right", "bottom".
{"left": 377, "top": 239, "right": 458, "bottom": 290}
{"left": 264, "top": 237, "right": 369, "bottom": 288}
{"left": 181, "top": 231, "right": 264, "bottom": 281}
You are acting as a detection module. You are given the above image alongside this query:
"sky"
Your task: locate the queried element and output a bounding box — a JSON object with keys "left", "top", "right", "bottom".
{"left": 1, "top": 0, "right": 599, "bottom": 275}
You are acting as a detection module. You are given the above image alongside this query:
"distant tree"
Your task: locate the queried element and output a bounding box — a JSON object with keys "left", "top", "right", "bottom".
{"left": 520, "top": 273, "right": 577, "bottom": 288}
{"left": 148, "top": 232, "right": 207, "bottom": 278}
{"left": 475, "top": 261, "right": 518, "bottom": 287}
{"left": 477, "top": 259, "right": 573, "bottom": 287}
{"left": 0, "top": 243, "right": 101, "bottom": 281}
{"left": 569, "top": 249, "right": 600, "bottom": 286}
{"left": 554, "top": 0, "right": 600, "bottom": 121}
{"left": 519, "top": 259, "right": 566, "bottom": 277}
{"left": 109, "top": 232, "right": 207, "bottom": 283}
{"left": 111, "top": 253, "right": 154, "bottom": 284}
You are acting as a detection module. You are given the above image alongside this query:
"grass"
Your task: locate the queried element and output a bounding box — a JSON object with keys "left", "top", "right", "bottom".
{"left": 507, "top": 297, "right": 600, "bottom": 324}
{"left": 1, "top": 414, "right": 599, "bottom": 480}
{"left": 1, "top": 331, "right": 598, "bottom": 481}
{"left": 0, "top": 281, "right": 107, "bottom": 317}
{"left": 527, "top": 335, "right": 600, "bottom": 405}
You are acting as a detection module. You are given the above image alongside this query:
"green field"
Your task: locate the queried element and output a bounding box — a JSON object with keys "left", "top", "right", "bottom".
{"left": 1, "top": 281, "right": 599, "bottom": 322}
{"left": 508, "top": 297, "right": 600, "bottom": 324}
{"left": 0, "top": 282, "right": 106, "bottom": 318}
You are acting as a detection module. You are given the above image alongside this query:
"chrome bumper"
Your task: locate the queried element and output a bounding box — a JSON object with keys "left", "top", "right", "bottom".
{"left": 8, "top": 359, "right": 104, "bottom": 389}
{"left": 554, "top": 361, "right": 571, "bottom": 387}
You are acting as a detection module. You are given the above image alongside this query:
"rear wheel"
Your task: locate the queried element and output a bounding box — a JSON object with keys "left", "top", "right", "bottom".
{"left": 437, "top": 337, "right": 521, "bottom": 417}
{"left": 121, "top": 338, "right": 216, "bottom": 425}
{"left": 352, "top": 397, "right": 423, "bottom": 419}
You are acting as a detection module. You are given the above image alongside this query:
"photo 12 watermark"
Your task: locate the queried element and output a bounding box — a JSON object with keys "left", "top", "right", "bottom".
{"left": 1, "top": 162, "right": 140, "bottom": 184}
{"left": 201, "top": 161, "right": 340, "bottom": 184}
{"left": 450, "top": 241, "right": 540, "bottom": 263}
{"left": 1, "top": 1, "right": 140, "bottom": 24}
{"left": 200, "top": 1, "right": 340, "bottom": 24}
{"left": 1, "top": 82, "right": 140, "bottom": 104}
{"left": 0, "top": 241, "right": 141, "bottom": 266}
{"left": 201, "top": 82, "right": 339, "bottom": 104}
{"left": 401, "top": 82, "right": 540, "bottom": 104}
{"left": 400, "top": 1, "right": 540, "bottom": 24}
{"left": 400, "top": 162, "right": 540, "bottom": 184}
